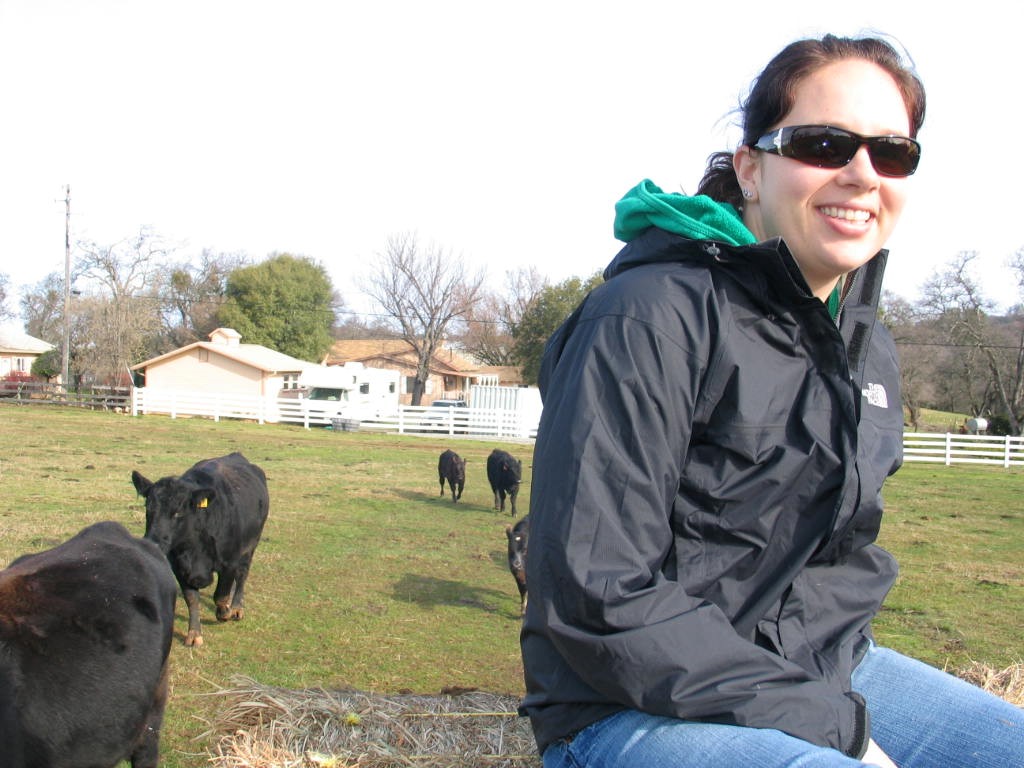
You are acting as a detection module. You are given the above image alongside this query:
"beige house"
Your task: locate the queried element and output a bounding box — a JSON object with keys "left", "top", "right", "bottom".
{"left": 323, "top": 339, "right": 482, "bottom": 404}
{"left": 0, "top": 327, "right": 54, "bottom": 378}
{"left": 131, "top": 328, "right": 311, "bottom": 399}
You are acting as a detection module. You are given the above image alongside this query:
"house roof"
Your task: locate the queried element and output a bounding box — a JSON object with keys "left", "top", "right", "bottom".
{"left": 132, "top": 330, "right": 311, "bottom": 373}
{"left": 475, "top": 365, "right": 526, "bottom": 386}
{"left": 325, "top": 339, "right": 480, "bottom": 375}
{"left": 0, "top": 327, "right": 55, "bottom": 355}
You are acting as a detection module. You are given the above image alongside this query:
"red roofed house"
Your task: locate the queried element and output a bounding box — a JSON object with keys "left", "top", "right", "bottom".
{"left": 323, "top": 339, "right": 482, "bottom": 405}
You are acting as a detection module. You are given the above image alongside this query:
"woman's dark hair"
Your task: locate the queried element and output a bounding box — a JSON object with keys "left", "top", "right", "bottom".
{"left": 697, "top": 34, "right": 927, "bottom": 210}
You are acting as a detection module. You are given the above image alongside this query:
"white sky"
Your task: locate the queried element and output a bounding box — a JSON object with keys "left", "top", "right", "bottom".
{"left": 1, "top": 0, "right": 1020, "bottom": 326}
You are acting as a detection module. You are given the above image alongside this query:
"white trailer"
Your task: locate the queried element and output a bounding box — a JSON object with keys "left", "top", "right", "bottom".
{"left": 299, "top": 363, "right": 400, "bottom": 422}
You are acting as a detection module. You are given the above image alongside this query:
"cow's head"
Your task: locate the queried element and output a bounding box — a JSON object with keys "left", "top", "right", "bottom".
{"left": 452, "top": 456, "right": 467, "bottom": 482}
{"left": 506, "top": 457, "right": 522, "bottom": 485}
{"left": 131, "top": 471, "right": 216, "bottom": 557}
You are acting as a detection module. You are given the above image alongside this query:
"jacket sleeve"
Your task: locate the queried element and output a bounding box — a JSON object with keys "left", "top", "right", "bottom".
{"left": 526, "top": 296, "right": 868, "bottom": 758}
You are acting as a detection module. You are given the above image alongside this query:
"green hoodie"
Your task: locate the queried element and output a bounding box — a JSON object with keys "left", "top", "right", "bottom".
{"left": 613, "top": 179, "right": 840, "bottom": 318}
{"left": 613, "top": 179, "right": 756, "bottom": 246}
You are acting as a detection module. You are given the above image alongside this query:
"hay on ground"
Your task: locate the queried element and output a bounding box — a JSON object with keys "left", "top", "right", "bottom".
{"left": 203, "top": 677, "right": 541, "bottom": 768}
{"left": 205, "top": 664, "right": 1023, "bottom": 767}
{"left": 956, "top": 662, "right": 1024, "bottom": 706}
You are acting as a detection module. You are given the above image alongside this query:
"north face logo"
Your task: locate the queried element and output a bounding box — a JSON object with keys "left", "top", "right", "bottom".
{"left": 862, "top": 383, "right": 888, "bottom": 408}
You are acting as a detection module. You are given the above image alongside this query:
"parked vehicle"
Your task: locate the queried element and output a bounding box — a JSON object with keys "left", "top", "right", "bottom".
{"left": 299, "top": 363, "right": 400, "bottom": 423}
{"left": 418, "top": 398, "right": 469, "bottom": 433}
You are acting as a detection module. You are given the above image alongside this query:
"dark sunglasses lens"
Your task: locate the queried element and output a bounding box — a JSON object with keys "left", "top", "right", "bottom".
{"left": 789, "top": 127, "right": 918, "bottom": 176}
{"left": 789, "top": 127, "right": 857, "bottom": 168}
{"left": 868, "top": 137, "right": 920, "bottom": 176}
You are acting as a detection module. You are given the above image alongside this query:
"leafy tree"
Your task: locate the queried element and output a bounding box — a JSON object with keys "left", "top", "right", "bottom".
{"left": 31, "top": 348, "right": 61, "bottom": 380}
{"left": 20, "top": 272, "right": 65, "bottom": 344}
{"left": 361, "top": 233, "right": 486, "bottom": 405}
{"left": 217, "top": 253, "right": 336, "bottom": 362}
{"left": 512, "top": 271, "right": 603, "bottom": 385}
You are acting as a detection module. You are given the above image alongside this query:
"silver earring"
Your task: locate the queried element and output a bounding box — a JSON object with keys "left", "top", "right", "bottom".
{"left": 742, "top": 188, "right": 755, "bottom": 200}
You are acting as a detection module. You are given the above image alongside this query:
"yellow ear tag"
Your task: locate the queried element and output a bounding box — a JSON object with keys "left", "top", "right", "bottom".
{"left": 198, "top": 498, "right": 208, "bottom": 508}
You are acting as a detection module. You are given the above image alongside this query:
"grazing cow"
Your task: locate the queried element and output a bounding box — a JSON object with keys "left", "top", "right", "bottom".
{"left": 505, "top": 515, "right": 530, "bottom": 616}
{"left": 487, "top": 448, "right": 522, "bottom": 516}
{"left": 0, "top": 521, "right": 176, "bottom": 768}
{"left": 132, "top": 452, "right": 269, "bottom": 647}
{"left": 438, "top": 449, "right": 466, "bottom": 502}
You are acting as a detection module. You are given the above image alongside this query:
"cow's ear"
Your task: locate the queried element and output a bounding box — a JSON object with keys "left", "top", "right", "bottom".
{"left": 131, "top": 471, "right": 153, "bottom": 498}
{"left": 191, "top": 489, "right": 216, "bottom": 510}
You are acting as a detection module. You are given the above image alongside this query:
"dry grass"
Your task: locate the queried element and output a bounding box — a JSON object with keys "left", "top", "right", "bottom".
{"left": 205, "top": 663, "right": 1024, "bottom": 767}
{"left": 956, "top": 662, "right": 1024, "bottom": 706}
{"left": 204, "top": 677, "right": 540, "bottom": 768}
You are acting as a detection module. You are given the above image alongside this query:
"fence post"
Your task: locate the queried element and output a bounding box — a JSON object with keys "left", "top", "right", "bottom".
{"left": 1005, "top": 435, "right": 1012, "bottom": 469}
{"left": 945, "top": 432, "right": 952, "bottom": 466}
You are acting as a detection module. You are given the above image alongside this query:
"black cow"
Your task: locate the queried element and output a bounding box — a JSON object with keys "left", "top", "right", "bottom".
{"left": 438, "top": 449, "right": 466, "bottom": 502}
{"left": 487, "top": 448, "right": 522, "bottom": 516}
{"left": 0, "top": 521, "right": 176, "bottom": 768}
{"left": 132, "top": 452, "right": 269, "bottom": 647}
{"left": 505, "top": 514, "right": 529, "bottom": 616}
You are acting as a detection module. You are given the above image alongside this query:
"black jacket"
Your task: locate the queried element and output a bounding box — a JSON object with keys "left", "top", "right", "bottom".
{"left": 519, "top": 228, "right": 903, "bottom": 758}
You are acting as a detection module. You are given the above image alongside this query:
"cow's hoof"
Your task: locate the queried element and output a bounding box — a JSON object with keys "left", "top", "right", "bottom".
{"left": 185, "top": 631, "right": 204, "bottom": 647}
{"left": 215, "top": 602, "right": 231, "bottom": 621}
{"left": 229, "top": 607, "right": 244, "bottom": 621}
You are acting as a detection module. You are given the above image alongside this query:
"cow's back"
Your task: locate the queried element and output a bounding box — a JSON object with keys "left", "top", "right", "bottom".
{"left": 183, "top": 452, "right": 269, "bottom": 549}
{"left": 0, "top": 521, "right": 176, "bottom": 768}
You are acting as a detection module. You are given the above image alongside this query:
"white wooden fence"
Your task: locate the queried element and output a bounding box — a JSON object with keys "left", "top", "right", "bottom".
{"left": 128, "top": 389, "right": 1024, "bottom": 462}
{"left": 902, "top": 432, "right": 1024, "bottom": 468}
{"left": 130, "top": 388, "right": 538, "bottom": 440}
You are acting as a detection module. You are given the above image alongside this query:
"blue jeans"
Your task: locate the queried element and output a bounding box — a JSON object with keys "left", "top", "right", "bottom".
{"left": 542, "top": 645, "right": 1024, "bottom": 767}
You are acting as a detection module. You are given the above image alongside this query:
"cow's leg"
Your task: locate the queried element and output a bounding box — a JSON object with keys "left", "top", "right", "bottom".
{"left": 182, "top": 587, "right": 204, "bottom": 646}
{"left": 225, "top": 556, "right": 254, "bottom": 621}
{"left": 493, "top": 489, "right": 501, "bottom": 511}
{"left": 130, "top": 658, "right": 169, "bottom": 768}
{"left": 214, "top": 569, "right": 237, "bottom": 621}
{"left": 455, "top": 480, "right": 463, "bottom": 501}
{"left": 439, "top": 476, "right": 446, "bottom": 497}
{"left": 509, "top": 487, "right": 519, "bottom": 517}
{"left": 498, "top": 489, "right": 507, "bottom": 513}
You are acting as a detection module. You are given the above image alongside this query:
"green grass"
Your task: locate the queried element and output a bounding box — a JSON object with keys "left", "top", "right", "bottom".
{"left": 0, "top": 405, "right": 1021, "bottom": 766}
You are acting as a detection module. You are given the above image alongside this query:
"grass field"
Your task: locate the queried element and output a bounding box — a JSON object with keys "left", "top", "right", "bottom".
{"left": 0, "top": 405, "right": 1021, "bottom": 766}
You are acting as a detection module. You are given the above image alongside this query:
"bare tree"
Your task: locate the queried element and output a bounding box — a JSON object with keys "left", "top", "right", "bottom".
{"left": 456, "top": 266, "right": 546, "bottom": 366}
{"left": 919, "top": 251, "right": 1024, "bottom": 434}
{"left": 882, "top": 291, "right": 933, "bottom": 431}
{"left": 157, "top": 249, "right": 248, "bottom": 351}
{"left": 73, "top": 228, "right": 168, "bottom": 385}
{"left": 361, "top": 233, "right": 486, "bottom": 404}
{"left": 0, "top": 272, "right": 14, "bottom": 322}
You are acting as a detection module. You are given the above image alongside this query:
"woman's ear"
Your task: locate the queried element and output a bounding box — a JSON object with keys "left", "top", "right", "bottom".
{"left": 733, "top": 144, "right": 760, "bottom": 202}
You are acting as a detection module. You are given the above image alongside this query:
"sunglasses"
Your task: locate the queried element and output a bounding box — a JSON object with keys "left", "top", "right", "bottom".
{"left": 752, "top": 124, "right": 921, "bottom": 177}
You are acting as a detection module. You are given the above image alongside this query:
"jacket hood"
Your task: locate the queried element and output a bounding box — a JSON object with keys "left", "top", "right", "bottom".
{"left": 613, "top": 179, "right": 756, "bottom": 246}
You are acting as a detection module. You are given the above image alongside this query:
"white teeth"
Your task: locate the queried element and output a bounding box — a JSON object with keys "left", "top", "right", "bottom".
{"left": 821, "top": 206, "right": 871, "bottom": 222}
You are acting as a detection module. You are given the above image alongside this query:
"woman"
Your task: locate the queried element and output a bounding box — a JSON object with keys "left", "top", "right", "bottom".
{"left": 519, "top": 34, "right": 1024, "bottom": 768}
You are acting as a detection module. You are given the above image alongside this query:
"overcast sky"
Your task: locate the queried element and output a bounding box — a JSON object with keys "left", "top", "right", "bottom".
{"left": 1, "top": 0, "right": 1019, "bottom": 330}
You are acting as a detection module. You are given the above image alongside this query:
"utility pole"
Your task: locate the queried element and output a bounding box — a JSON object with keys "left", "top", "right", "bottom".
{"left": 62, "top": 184, "right": 70, "bottom": 393}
